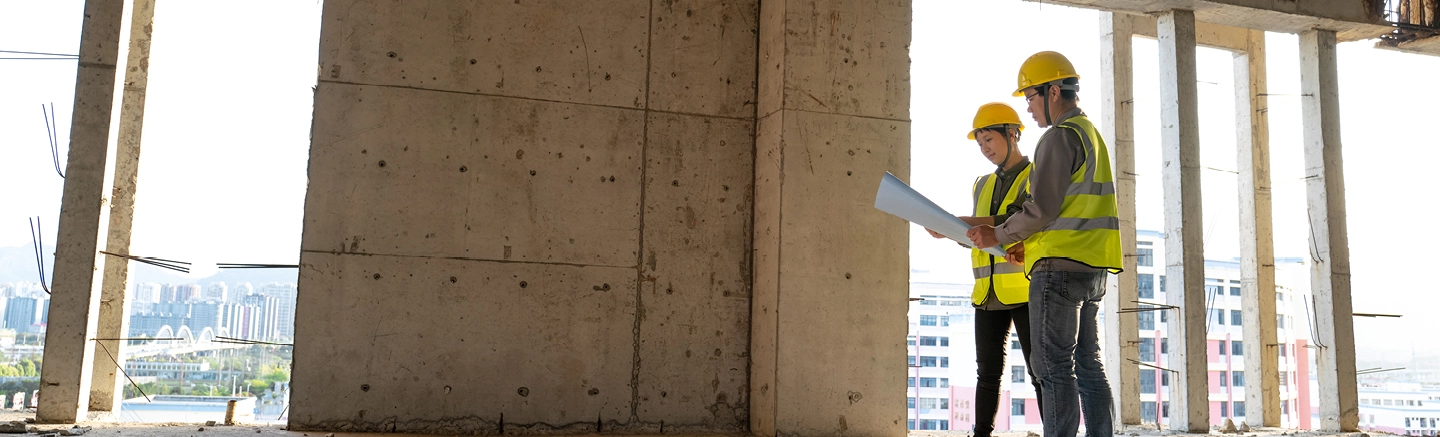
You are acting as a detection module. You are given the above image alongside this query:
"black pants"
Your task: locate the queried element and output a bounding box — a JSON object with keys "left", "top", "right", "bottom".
{"left": 973, "top": 305, "right": 1043, "bottom": 437}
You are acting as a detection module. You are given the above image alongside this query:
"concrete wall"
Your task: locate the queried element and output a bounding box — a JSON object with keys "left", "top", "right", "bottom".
{"left": 293, "top": 0, "right": 909, "bottom": 435}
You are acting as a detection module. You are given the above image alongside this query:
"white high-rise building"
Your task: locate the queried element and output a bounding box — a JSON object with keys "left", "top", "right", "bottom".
{"left": 204, "top": 282, "right": 229, "bottom": 302}
{"left": 257, "top": 282, "right": 297, "bottom": 340}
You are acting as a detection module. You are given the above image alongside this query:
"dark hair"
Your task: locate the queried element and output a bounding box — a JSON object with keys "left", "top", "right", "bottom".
{"left": 1059, "top": 78, "right": 1079, "bottom": 102}
{"left": 976, "top": 126, "right": 1020, "bottom": 141}
{"left": 1039, "top": 77, "right": 1080, "bottom": 102}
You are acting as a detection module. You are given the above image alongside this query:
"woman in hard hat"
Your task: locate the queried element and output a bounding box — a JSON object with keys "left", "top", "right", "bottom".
{"left": 927, "top": 102, "right": 1042, "bottom": 436}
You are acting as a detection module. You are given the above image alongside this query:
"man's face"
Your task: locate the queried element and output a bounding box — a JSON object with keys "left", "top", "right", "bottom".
{"left": 1022, "top": 87, "right": 1047, "bottom": 127}
{"left": 975, "top": 130, "right": 1010, "bottom": 167}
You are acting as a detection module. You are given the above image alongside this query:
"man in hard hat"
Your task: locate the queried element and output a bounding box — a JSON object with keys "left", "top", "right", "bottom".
{"left": 967, "top": 51, "right": 1122, "bottom": 437}
{"left": 927, "top": 102, "right": 1044, "bottom": 437}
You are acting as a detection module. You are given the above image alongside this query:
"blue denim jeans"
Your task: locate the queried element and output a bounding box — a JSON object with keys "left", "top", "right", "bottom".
{"left": 1029, "top": 270, "right": 1113, "bottom": 437}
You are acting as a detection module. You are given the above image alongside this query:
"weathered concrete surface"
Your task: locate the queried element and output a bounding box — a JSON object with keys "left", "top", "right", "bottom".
{"left": 91, "top": 0, "right": 156, "bottom": 413}
{"left": 297, "top": 0, "right": 770, "bottom": 434}
{"left": 1099, "top": 11, "right": 1141, "bottom": 426}
{"left": 1021, "top": 0, "right": 1390, "bottom": 41}
{"left": 1300, "top": 29, "right": 1360, "bottom": 432}
{"left": 1234, "top": 29, "right": 1281, "bottom": 429}
{"left": 1157, "top": 9, "right": 1210, "bottom": 433}
{"left": 751, "top": 1, "right": 911, "bottom": 436}
{"left": 294, "top": 253, "right": 637, "bottom": 433}
{"left": 635, "top": 112, "right": 754, "bottom": 432}
{"left": 38, "top": 0, "right": 128, "bottom": 424}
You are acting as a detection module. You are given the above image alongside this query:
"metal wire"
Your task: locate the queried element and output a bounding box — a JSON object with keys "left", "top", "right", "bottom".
{"left": 43, "top": 103, "right": 64, "bottom": 179}
{"left": 94, "top": 340, "right": 150, "bottom": 402}
{"left": 0, "top": 49, "right": 78, "bottom": 57}
{"left": 28, "top": 217, "right": 51, "bottom": 294}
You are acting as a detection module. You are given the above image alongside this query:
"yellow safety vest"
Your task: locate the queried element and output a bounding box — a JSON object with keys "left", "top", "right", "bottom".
{"left": 1023, "top": 114, "right": 1124, "bottom": 275}
{"left": 971, "top": 164, "right": 1033, "bottom": 305}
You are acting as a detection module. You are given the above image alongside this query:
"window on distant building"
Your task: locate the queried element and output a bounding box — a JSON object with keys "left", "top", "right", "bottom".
{"left": 1234, "top": 371, "right": 1245, "bottom": 387}
{"left": 1140, "top": 369, "right": 1156, "bottom": 394}
{"left": 1142, "top": 401, "right": 1157, "bottom": 422}
{"left": 918, "top": 398, "right": 938, "bottom": 409}
{"left": 1011, "top": 339, "right": 1022, "bottom": 350}
{"left": 1139, "top": 274, "right": 1155, "bottom": 298}
{"left": 908, "top": 377, "right": 915, "bottom": 387}
{"left": 1160, "top": 309, "right": 1167, "bottom": 323}
{"left": 919, "top": 336, "right": 937, "bottom": 346}
{"left": 908, "top": 397, "right": 916, "bottom": 409}
{"left": 920, "top": 299, "right": 937, "bottom": 305}
{"left": 1206, "top": 284, "right": 1224, "bottom": 298}
{"left": 1234, "top": 401, "right": 1245, "bottom": 418}
{"left": 941, "top": 315, "right": 951, "bottom": 327}
{"left": 920, "top": 315, "right": 937, "bottom": 326}
{"left": 1230, "top": 286, "right": 1242, "bottom": 296}
{"left": 940, "top": 357, "right": 950, "bottom": 368}
{"left": 1161, "top": 338, "right": 1168, "bottom": 354}
{"left": 907, "top": 337, "right": 916, "bottom": 346}
{"left": 907, "top": 419, "right": 915, "bottom": 430}
{"left": 1220, "top": 371, "right": 1228, "bottom": 387}
{"left": 920, "top": 356, "right": 937, "bottom": 367}
{"left": 940, "top": 337, "right": 949, "bottom": 347}
{"left": 908, "top": 356, "right": 916, "bottom": 366}
{"left": 1221, "top": 402, "right": 1229, "bottom": 418}
{"left": 1232, "top": 310, "right": 1243, "bottom": 326}
{"left": 1232, "top": 341, "right": 1242, "bottom": 356}
{"left": 1210, "top": 309, "right": 1226, "bottom": 326}
{"left": 1160, "top": 275, "right": 1166, "bottom": 292}
{"left": 921, "top": 377, "right": 937, "bottom": 388}
{"left": 939, "top": 378, "right": 949, "bottom": 388}
{"left": 1138, "top": 248, "right": 1154, "bottom": 267}
{"left": 1282, "top": 400, "right": 1289, "bottom": 415}
{"left": 1139, "top": 310, "right": 1155, "bottom": 331}
{"left": 1162, "top": 371, "right": 1170, "bottom": 387}
{"left": 1277, "top": 315, "right": 1285, "bottom": 329}
{"left": 1139, "top": 338, "right": 1155, "bottom": 359}
{"left": 1280, "top": 345, "right": 1287, "bottom": 358}
{"left": 1012, "top": 399, "right": 1026, "bottom": 416}
{"left": 1163, "top": 401, "right": 1170, "bottom": 418}
{"left": 1012, "top": 366, "right": 1026, "bottom": 383}
{"left": 1219, "top": 341, "right": 1228, "bottom": 356}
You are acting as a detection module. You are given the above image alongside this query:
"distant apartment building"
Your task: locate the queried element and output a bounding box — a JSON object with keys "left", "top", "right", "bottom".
{"left": 257, "top": 282, "right": 297, "bottom": 340}
{"left": 909, "top": 230, "right": 1316, "bottom": 431}
{"left": 3, "top": 297, "right": 45, "bottom": 334}
{"left": 128, "top": 281, "right": 294, "bottom": 342}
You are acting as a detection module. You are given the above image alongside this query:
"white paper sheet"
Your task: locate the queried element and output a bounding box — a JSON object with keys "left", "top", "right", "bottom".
{"left": 874, "top": 172, "right": 1009, "bottom": 257}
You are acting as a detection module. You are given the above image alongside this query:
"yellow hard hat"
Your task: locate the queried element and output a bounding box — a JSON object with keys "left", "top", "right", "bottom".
{"left": 1013, "top": 51, "right": 1079, "bottom": 97}
{"left": 968, "top": 103, "right": 1024, "bottom": 140}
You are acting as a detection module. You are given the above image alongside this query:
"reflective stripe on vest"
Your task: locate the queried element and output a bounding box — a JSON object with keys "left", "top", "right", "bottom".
{"left": 1023, "top": 115, "right": 1124, "bottom": 274}
{"left": 971, "top": 163, "right": 1033, "bottom": 306}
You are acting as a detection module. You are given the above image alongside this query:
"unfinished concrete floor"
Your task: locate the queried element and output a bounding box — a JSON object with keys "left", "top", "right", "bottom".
{"left": 0, "top": 407, "right": 1388, "bottom": 437}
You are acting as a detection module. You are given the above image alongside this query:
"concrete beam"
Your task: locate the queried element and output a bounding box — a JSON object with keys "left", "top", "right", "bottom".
{"left": 1099, "top": 11, "right": 1141, "bottom": 427}
{"left": 1020, "top": 0, "right": 1390, "bottom": 41}
{"left": 1157, "top": 9, "right": 1209, "bottom": 433}
{"left": 1126, "top": 13, "right": 1251, "bottom": 52}
{"left": 1375, "top": 33, "right": 1440, "bottom": 57}
{"left": 1234, "top": 29, "right": 1281, "bottom": 429}
{"left": 38, "top": 0, "right": 128, "bottom": 424}
{"left": 90, "top": 0, "right": 155, "bottom": 413}
{"left": 1300, "top": 29, "right": 1360, "bottom": 432}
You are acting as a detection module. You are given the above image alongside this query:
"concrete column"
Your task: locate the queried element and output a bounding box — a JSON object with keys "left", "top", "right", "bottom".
{"left": 1234, "top": 29, "right": 1281, "bottom": 428}
{"left": 89, "top": 0, "right": 155, "bottom": 412}
{"left": 1299, "top": 29, "right": 1359, "bottom": 432}
{"left": 38, "top": 0, "right": 128, "bottom": 424}
{"left": 1099, "top": 11, "right": 1140, "bottom": 427}
{"left": 1157, "top": 9, "right": 1209, "bottom": 433}
{"left": 752, "top": 1, "right": 910, "bottom": 436}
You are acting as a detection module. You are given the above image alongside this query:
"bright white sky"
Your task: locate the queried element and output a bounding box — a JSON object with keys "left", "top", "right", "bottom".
{"left": 0, "top": 1, "right": 1434, "bottom": 355}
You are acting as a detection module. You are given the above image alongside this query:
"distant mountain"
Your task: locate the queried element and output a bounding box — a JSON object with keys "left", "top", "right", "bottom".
{"left": 0, "top": 245, "right": 296, "bottom": 287}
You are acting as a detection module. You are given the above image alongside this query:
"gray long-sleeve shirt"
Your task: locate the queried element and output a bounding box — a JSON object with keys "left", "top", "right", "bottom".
{"left": 994, "top": 107, "right": 1102, "bottom": 273}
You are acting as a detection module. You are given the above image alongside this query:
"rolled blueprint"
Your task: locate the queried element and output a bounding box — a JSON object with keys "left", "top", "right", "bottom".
{"left": 874, "top": 172, "right": 1008, "bottom": 257}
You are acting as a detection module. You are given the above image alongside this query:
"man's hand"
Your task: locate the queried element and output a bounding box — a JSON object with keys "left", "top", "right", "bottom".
{"left": 925, "top": 228, "right": 946, "bottom": 239}
{"left": 968, "top": 225, "right": 999, "bottom": 248}
{"left": 1005, "top": 242, "right": 1025, "bottom": 266}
